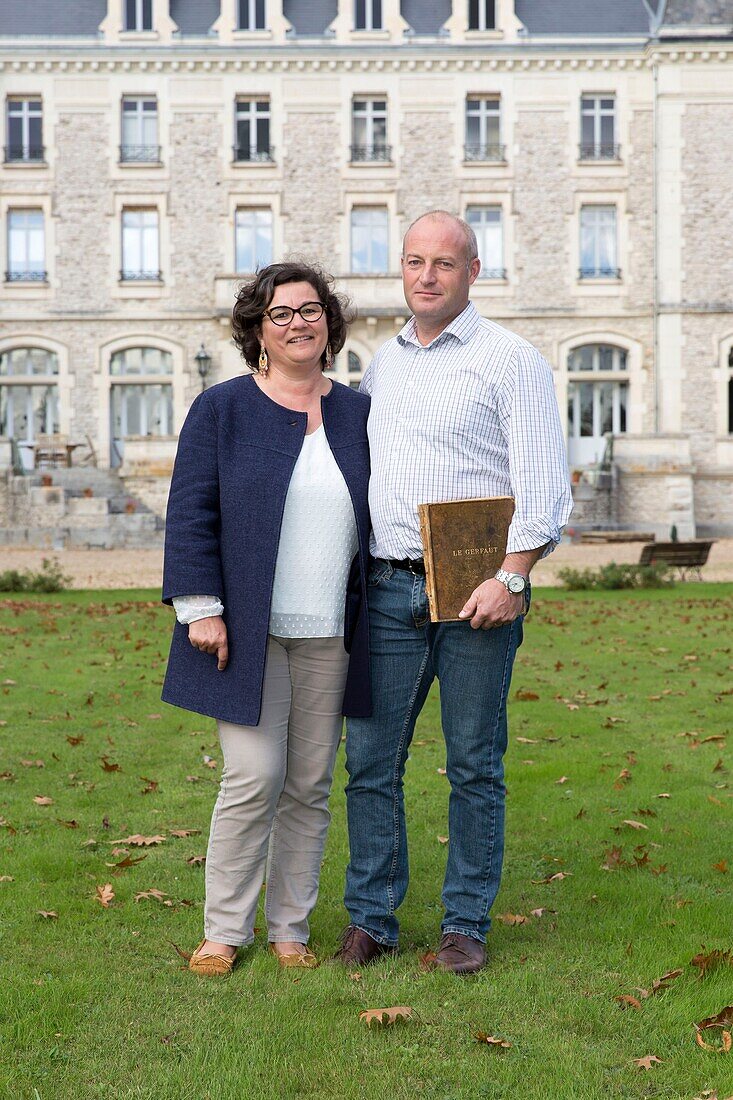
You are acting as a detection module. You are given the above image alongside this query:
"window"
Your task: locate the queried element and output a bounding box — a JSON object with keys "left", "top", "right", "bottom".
{"left": 350, "top": 207, "right": 388, "bottom": 274}
{"left": 238, "top": 0, "right": 266, "bottom": 29}
{"left": 355, "top": 0, "right": 382, "bottom": 30}
{"left": 567, "top": 344, "right": 628, "bottom": 466}
{"left": 6, "top": 209, "right": 45, "bottom": 282}
{"left": 580, "top": 96, "right": 618, "bottom": 160}
{"left": 109, "top": 347, "right": 173, "bottom": 467}
{"left": 121, "top": 208, "right": 160, "bottom": 281}
{"left": 5, "top": 97, "right": 43, "bottom": 163}
{"left": 579, "top": 205, "right": 619, "bottom": 279}
{"left": 0, "top": 347, "right": 59, "bottom": 470}
{"left": 468, "top": 0, "right": 495, "bottom": 30}
{"left": 728, "top": 347, "right": 733, "bottom": 434}
{"left": 466, "top": 206, "right": 503, "bottom": 279}
{"left": 326, "top": 349, "right": 364, "bottom": 389}
{"left": 125, "top": 0, "right": 152, "bottom": 31}
{"left": 351, "top": 99, "right": 389, "bottom": 161}
{"left": 234, "top": 99, "right": 272, "bottom": 162}
{"left": 235, "top": 208, "right": 273, "bottom": 273}
{"left": 120, "top": 98, "right": 159, "bottom": 163}
{"left": 465, "top": 98, "right": 503, "bottom": 162}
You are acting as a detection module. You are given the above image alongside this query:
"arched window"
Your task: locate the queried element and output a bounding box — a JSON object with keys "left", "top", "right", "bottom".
{"left": 0, "top": 347, "right": 59, "bottom": 470}
{"left": 109, "top": 346, "right": 173, "bottom": 467}
{"left": 566, "top": 343, "right": 628, "bottom": 466}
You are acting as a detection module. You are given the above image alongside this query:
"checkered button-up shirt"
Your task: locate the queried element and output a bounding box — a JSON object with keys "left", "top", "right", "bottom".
{"left": 360, "top": 301, "right": 573, "bottom": 561}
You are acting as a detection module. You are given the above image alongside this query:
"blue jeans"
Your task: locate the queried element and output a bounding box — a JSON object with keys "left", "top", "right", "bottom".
{"left": 344, "top": 561, "right": 526, "bottom": 946}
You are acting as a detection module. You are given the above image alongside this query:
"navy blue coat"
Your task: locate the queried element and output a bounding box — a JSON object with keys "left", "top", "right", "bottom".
{"left": 161, "top": 374, "right": 372, "bottom": 726}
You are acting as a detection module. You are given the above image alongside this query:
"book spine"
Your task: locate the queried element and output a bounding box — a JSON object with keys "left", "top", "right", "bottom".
{"left": 418, "top": 504, "right": 439, "bottom": 623}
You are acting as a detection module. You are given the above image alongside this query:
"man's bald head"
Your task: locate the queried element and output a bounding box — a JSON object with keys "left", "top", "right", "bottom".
{"left": 402, "top": 211, "right": 478, "bottom": 268}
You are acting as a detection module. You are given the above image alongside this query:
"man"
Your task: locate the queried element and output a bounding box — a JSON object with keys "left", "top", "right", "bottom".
{"left": 336, "top": 210, "right": 572, "bottom": 974}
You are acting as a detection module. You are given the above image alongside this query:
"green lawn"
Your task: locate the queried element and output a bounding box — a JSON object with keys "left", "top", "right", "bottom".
{"left": 1, "top": 586, "right": 732, "bottom": 1100}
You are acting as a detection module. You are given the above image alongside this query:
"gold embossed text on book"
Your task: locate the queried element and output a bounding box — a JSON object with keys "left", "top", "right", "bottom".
{"left": 418, "top": 497, "right": 515, "bottom": 622}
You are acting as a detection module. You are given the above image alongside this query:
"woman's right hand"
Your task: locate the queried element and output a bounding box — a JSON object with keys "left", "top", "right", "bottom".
{"left": 188, "top": 616, "right": 229, "bottom": 671}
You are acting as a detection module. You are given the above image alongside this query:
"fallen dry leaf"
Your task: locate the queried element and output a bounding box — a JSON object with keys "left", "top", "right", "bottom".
{"left": 531, "top": 871, "right": 572, "bottom": 884}
{"left": 140, "top": 777, "right": 159, "bottom": 795}
{"left": 33, "top": 795, "right": 54, "bottom": 806}
{"left": 496, "top": 913, "right": 528, "bottom": 925}
{"left": 555, "top": 776, "right": 570, "bottom": 785}
{"left": 419, "top": 951, "right": 437, "bottom": 971}
{"left": 169, "top": 829, "right": 201, "bottom": 839}
{"left": 95, "top": 883, "right": 115, "bottom": 908}
{"left": 349, "top": 972, "right": 362, "bottom": 981}
{"left": 633, "top": 1055, "right": 663, "bottom": 1070}
{"left": 690, "top": 947, "right": 733, "bottom": 979}
{"left": 57, "top": 819, "right": 79, "bottom": 829}
{"left": 113, "top": 834, "right": 166, "bottom": 847}
{"left": 437, "top": 835, "right": 449, "bottom": 845}
{"left": 694, "top": 1030, "right": 732, "bottom": 1053}
{"left": 475, "top": 1033, "right": 512, "bottom": 1049}
{"left": 656, "top": 792, "right": 671, "bottom": 798}
{"left": 529, "top": 907, "right": 555, "bottom": 918}
{"left": 186, "top": 855, "right": 206, "bottom": 866}
{"left": 37, "top": 910, "right": 58, "bottom": 919}
{"left": 105, "top": 854, "right": 147, "bottom": 871}
{"left": 615, "top": 995, "right": 642, "bottom": 1010}
{"left": 21, "top": 759, "right": 44, "bottom": 768}
{"left": 695, "top": 1006, "right": 733, "bottom": 1031}
{"left": 516, "top": 736, "right": 538, "bottom": 744}
{"left": 359, "top": 1007, "right": 413, "bottom": 1027}
{"left": 99, "top": 756, "right": 122, "bottom": 773}
{"left": 203, "top": 755, "right": 218, "bottom": 769}
{"left": 712, "top": 860, "right": 729, "bottom": 874}
{"left": 623, "top": 820, "right": 649, "bottom": 830}
{"left": 0, "top": 875, "right": 14, "bottom": 882}
{"left": 66, "top": 735, "right": 84, "bottom": 746}
{"left": 515, "top": 690, "right": 539, "bottom": 702}
{"left": 169, "top": 941, "right": 192, "bottom": 961}
{"left": 134, "top": 889, "right": 169, "bottom": 903}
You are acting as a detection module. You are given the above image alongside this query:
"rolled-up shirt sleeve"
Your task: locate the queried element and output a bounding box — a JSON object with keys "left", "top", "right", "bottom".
{"left": 499, "top": 343, "right": 573, "bottom": 558}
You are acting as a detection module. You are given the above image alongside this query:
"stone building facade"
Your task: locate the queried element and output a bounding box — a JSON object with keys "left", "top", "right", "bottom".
{"left": 1, "top": 0, "right": 733, "bottom": 538}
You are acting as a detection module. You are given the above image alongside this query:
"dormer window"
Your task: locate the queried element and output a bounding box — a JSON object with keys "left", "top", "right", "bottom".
{"left": 355, "top": 0, "right": 382, "bottom": 31}
{"left": 468, "top": 0, "right": 495, "bottom": 31}
{"left": 238, "top": 0, "right": 266, "bottom": 30}
{"left": 125, "top": 0, "right": 153, "bottom": 31}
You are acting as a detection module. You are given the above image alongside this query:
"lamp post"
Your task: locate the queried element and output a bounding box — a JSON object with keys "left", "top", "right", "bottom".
{"left": 194, "top": 343, "right": 212, "bottom": 391}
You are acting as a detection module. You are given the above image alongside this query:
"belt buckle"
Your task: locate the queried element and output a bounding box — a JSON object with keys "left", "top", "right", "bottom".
{"left": 407, "top": 558, "right": 421, "bottom": 576}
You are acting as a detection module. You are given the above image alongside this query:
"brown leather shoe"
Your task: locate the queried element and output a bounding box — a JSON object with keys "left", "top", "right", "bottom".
{"left": 433, "top": 932, "right": 486, "bottom": 975}
{"left": 333, "top": 925, "right": 396, "bottom": 966}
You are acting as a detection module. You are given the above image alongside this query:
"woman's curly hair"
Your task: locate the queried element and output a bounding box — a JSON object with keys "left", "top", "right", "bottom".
{"left": 231, "top": 261, "right": 353, "bottom": 372}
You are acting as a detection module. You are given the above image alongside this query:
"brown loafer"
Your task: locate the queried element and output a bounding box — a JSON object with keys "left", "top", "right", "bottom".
{"left": 333, "top": 925, "right": 396, "bottom": 966}
{"left": 433, "top": 932, "right": 486, "bottom": 975}
{"left": 188, "top": 939, "right": 237, "bottom": 977}
{"left": 269, "top": 943, "right": 318, "bottom": 969}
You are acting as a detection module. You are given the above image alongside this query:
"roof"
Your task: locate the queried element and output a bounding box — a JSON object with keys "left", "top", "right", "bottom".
{"left": 661, "top": 0, "right": 733, "bottom": 23}
{"left": 2, "top": 0, "right": 720, "bottom": 40}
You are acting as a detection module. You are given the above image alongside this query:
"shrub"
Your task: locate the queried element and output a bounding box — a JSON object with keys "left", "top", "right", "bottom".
{"left": 558, "top": 562, "right": 674, "bottom": 591}
{"left": 0, "top": 557, "right": 71, "bottom": 593}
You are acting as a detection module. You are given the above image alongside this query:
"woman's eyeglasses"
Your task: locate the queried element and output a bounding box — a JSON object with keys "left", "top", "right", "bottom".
{"left": 263, "top": 302, "right": 326, "bottom": 326}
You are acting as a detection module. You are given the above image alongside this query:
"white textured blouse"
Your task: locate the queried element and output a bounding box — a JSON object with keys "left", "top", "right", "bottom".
{"left": 173, "top": 425, "right": 358, "bottom": 639}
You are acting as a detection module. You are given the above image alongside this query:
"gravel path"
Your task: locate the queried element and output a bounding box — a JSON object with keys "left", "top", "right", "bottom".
{"left": 2, "top": 539, "right": 733, "bottom": 589}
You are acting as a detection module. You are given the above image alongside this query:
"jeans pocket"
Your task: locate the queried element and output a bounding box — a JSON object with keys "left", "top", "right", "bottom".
{"left": 368, "top": 560, "right": 393, "bottom": 588}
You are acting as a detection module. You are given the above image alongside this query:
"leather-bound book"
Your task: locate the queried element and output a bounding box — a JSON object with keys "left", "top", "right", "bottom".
{"left": 418, "top": 497, "right": 515, "bottom": 622}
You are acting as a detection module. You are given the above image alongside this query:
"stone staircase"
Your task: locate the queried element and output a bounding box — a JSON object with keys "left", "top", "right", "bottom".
{"left": 0, "top": 467, "right": 165, "bottom": 549}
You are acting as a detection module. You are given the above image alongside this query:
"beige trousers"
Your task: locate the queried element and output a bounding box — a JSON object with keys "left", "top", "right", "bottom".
{"left": 203, "top": 634, "right": 349, "bottom": 946}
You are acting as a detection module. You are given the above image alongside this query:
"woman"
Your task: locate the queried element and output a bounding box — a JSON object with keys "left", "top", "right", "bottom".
{"left": 161, "top": 262, "right": 371, "bottom": 974}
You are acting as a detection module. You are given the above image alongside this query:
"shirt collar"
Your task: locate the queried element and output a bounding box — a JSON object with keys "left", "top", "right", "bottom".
{"left": 397, "top": 301, "right": 480, "bottom": 349}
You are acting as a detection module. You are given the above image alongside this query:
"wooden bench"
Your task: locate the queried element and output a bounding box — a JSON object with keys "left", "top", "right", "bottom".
{"left": 639, "top": 540, "right": 715, "bottom": 581}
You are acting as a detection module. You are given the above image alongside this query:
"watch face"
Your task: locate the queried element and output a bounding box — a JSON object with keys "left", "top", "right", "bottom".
{"left": 508, "top": 575, "right": 526, "bottom": 594}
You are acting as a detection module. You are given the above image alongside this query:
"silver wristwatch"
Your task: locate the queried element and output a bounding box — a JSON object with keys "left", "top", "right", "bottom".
{"left": 494, "top": 569, "right": 528, "bottom": 595}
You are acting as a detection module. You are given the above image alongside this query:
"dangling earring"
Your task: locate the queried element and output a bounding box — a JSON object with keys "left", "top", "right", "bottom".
{"left": 258, "top": 344, "right": 269, "bottom": 376}
{"left": 324, "top": 343, "right": 334, "bottom": 372}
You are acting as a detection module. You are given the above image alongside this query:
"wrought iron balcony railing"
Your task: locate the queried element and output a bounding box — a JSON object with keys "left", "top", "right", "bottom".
{"left": 578, "top": 143, "right": 621, "bottom": 161}
{"left": 119, "top": 269, "right": 163, "bottom": 281}
{"left": 119, "top": 144, "right": 161, "bottom": 163}
{"left": 464, "top": 143, "right": 506, "bottom": 163}
{"left": 4, "top": 145, "right": 45, "bottom": 163}
{"left": 232, "top": 145, "right": 275, "bottom": 163}
{"left": 5, "top": 269, "right": 48, "bottom": 282}
{"left": 578, "top": 267, "right": 621, "bottom": 280}
{"left": 350, "top": 144, "right": 392, "bottom": 162}
{"left": 478, "top": 268, "right": 507, "bottom": 280}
